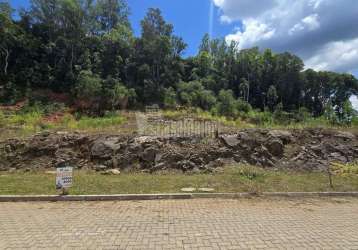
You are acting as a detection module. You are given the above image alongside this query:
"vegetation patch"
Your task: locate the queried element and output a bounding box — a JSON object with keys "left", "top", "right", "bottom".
{"left": 1, "top": 166, "right": 358, "bottom": 195}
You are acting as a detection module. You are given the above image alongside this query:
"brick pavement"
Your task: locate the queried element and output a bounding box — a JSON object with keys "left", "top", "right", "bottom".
{"left": 0, "top": 198, "right": 358, "bottom": 249}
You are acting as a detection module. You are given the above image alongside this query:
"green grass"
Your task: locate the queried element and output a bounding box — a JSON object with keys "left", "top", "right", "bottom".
{"left": 59, "top": 113, "right": 126, "bottom": 131}
{"left": 0, "top": 111, "right": 126, "bottom": 140}
{"left": 1, "top": 166, "right": 357, "bottom": 195}
{"left": 163, "top": 109, "right": 358, "bottom": 132}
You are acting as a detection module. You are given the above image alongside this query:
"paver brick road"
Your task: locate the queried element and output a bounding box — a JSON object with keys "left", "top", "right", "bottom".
{"left": 1, "top": 198, "right": 358, "bottom": 249}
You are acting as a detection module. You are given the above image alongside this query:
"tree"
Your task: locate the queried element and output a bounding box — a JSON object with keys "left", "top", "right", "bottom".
{"left": 266, "top": 85, "right": 278, "bottom": 111}
{"left": 96, "top": 0, "right": 130, "bottom": 33}
{"left": 199, "top": 33, "right": 210, "bottom": 53}
{"left": 239, "top": 78, "right": 249, "bottom": 102}
{"left": 74, "top": 70, "right": 102, "bottom": 112}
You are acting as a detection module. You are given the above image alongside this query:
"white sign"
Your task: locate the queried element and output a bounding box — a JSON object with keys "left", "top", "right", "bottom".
{"left": 56, "top": 167, "right": 73, "bottom": 190}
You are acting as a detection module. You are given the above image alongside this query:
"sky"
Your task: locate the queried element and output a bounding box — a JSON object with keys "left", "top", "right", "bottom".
{"left": 8, "top": 0, "right": 358, "bottom": 108}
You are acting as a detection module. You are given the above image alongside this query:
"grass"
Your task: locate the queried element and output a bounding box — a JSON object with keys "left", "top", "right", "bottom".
{"left": 58, "top": 113, "right": 126, "bottom": 131}
{"left": 0, "top": 110, "right": 126, "bottom": 140}
{"left": 1, "top": 165, "right": 358, "bottom": 195}
{"left": 163, "top": 109, "right": 358, "bottom": 132}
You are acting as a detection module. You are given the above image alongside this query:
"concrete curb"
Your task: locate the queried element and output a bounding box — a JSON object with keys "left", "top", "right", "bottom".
{"left": 1, "top": 192, "right": 358, "bottom": 202}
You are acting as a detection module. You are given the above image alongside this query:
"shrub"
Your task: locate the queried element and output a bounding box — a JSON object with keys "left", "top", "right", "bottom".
{"left": 103, "top": 77, "right": 136, "bottom": 110}
{"left": 237, "top": 99, "right": 252, "bottom": 113}
{"left": 163, "top": 87, "right": 177, "bottom": 109}
{"left": 217, "top": 89, "right": 237, "bottom": 117}
{"left": 237, "top": 165, "right": 265, "bottom": 180}
{"left": 247, "top": 110, "right": 274, "bottom": 126}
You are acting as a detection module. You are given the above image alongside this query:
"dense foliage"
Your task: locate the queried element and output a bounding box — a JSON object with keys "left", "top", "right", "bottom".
{"left": 1, "top": 0, "right": 357, "bottom": 124}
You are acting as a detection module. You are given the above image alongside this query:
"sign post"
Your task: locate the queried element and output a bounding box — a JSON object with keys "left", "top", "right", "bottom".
{"left": 56, "top": 165, "right": 73, "bottom": 195}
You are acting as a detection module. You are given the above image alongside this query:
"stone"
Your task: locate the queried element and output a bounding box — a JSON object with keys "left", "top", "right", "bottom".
{"left": 335, "top": 132, "right": 355, "bottom": 140}
{"left": 91, "top": 138, "right": 121, "bottom": 159}
{"left": 181, "top": 187, "right": 196, "bottom": 192}
{"left": 8, "top": 168, "right": 16, "bottom": 173}
{"left": 220, "top": 135, "right": 240, "bottom": 147}
{"left": 177, "top": 160, "right": 197, "bottom": 171}
{"left": 268, "top": 130, "right": 293, "bottom": 144}
{"left": 266, "top": 139, "right": 284, "bottom": 157}
{"left": 141, "top": 147, "right": 159, "bottom": 162}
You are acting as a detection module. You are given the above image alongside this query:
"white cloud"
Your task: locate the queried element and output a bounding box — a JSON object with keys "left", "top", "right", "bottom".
{"left": 226, "top": 19, "right": 276, "bottom": 49}
{"left": 213, "top": 0, "right": 276, "bottom": 20}
{"left": 302, "top": 14, "right": 320, "bottom": 31}
{"left": 213, "top": 0, "right": 358, "bottom": 73}
{"left": 305, "top": 38, "right": 358, "bottom": 72}
{"left": 289, "top": 14, "right": 320, "bottom": 35}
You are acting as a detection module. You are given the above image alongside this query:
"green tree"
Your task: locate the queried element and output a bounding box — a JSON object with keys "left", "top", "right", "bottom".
{"left": 74, "top": 70, "right": 102, "bottom": 112}
{"left": 266, "top": 85, "right": 278, "bottom": 111}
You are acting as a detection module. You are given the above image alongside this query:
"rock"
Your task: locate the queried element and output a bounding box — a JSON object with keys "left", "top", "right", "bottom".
{"left": 220, "top": 135, "right": 240, "bottom": 147}
{"left": 141, "top": 147, "right": 159, "bottom": 162}
{"left": 7, "top": 167, "right": 16, "bottom": 173}
{"left": 181, "top": 187, "right": 196, "bottom": 192}
{"left": 1, "top": 128, "right": 357, "bottom": 173}
{"left": 151, "top": 162, "right": 166, "bottom": 172}
{"left": 238, "top": 132, "right": 258, "bottom": 149}
{"left": 91, "top": 137, "right": 121, "bottom": 159}
{"left": 177, "top": 160, "right": 197, "bottom": 171}
{"left": 102, "top": 169, "right": 121, "bottom": 175}
{"left": 329, "top": 152, "right": 347, "bottom": 163}
{"left": 335, "top": 132, "right": 355, "bottom": 140}
{"left": 266, "top": 139, "right": 284, "bottom": 157}
{"left": 268, "top": 130, "right": 293, "bottom": 144}
{"left": 205, "top": 158, "right": 230, "bottom": 169}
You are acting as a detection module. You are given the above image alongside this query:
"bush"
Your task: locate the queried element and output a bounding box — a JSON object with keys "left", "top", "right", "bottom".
{"left": 217, "top": 89, "right": 237, "bottom": 117}
{"left": 177, "top": 80, "right": 216, "bottom": 110}
{"left": 163, "top": 87, "right": 177, "bottom": 109}
{"left": 102, "top": 77, "right": 136, "bottom": 110}
{"left": 247, "top": 110, "right": 274, "bottom": 126}
{"left": 237, "top": 99, "right": 252, "bottom": 113}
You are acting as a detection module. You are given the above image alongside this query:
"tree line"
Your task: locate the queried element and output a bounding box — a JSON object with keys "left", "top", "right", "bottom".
{"left": 1, "top": 0, "right": 357, "bottom": 122}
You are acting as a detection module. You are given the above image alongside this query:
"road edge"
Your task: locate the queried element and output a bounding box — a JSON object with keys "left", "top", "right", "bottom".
{"left": 1, "top": 192, "right": 358, "bottom": 202}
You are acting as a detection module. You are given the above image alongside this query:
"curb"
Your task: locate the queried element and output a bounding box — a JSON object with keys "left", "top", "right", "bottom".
{"left": 1, "top": 192, "right": 358, "bottom": 202}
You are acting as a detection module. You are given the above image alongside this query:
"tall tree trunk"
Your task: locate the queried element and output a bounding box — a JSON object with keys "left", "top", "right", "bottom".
{"left": 4, "top": 49, "right": 9, "bottom": 75}
{"left": 0, "top": 47, "right": 9, "bottom": 75}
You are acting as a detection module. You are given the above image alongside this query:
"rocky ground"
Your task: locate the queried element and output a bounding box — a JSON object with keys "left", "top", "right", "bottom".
{"left": 0, "top": 129, "right": 357, "bottom": 173}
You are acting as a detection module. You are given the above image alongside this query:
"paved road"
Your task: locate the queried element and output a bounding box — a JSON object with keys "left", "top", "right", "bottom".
{"left": 1, "top": 198, "right": 358, "bottom": 249}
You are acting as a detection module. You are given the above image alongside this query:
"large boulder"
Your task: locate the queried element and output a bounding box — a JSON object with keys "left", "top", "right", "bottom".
{"left": 91, "top": 137, "right": 122, "bottom": 159}
{"left": 220, "top": 135, "right": 240, "bottom": 147}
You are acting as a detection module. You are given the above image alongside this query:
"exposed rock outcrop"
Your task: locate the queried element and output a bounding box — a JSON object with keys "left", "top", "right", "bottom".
{"left": 0, "top": 129, "right": 357, "bottom": 172}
